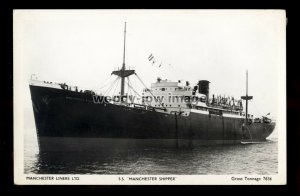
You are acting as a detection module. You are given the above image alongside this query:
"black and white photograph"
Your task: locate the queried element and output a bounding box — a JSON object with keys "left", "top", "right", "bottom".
{"left": 13, "top": 10, "right": 286, "bottom": 185}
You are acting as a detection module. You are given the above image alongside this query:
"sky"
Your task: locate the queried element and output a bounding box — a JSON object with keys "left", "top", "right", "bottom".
{"left": 14, "top": 10, "right": 286, "bottom": 121}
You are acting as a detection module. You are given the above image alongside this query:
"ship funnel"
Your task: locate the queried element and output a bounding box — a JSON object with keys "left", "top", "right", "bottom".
{"left": 198, "top": 80, "right": 210, "bottom": 104}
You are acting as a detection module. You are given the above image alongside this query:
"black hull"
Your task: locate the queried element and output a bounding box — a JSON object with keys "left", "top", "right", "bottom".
{"left": 29, "top": 85, "right": 275, "bottom": 151}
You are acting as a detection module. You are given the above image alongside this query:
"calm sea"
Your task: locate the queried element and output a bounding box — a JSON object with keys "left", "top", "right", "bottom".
{"left": 24, "top": 129, "right": 278, "bottom": 175}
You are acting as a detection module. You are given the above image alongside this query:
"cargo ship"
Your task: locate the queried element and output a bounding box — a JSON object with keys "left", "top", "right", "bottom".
{"left": 29, "top": 23, "right": 275, "bottom": 151}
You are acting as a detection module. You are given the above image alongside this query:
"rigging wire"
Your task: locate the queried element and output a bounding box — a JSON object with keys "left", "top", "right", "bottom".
{"left": 127, "top": 78, "right": 142, "bottom": 104}
{"left": 104, "top": 77, "right": 119, "bottom": 96}
{"left": 96, "top": 75, "right": 114, "bottom": 92}
{"left": 135, "top": 73, "right": 165, "bottom": 108}
{"left": 112, "top": 76, "right": 120, "bottom": 97}
{"left": 126, "top": 77, "right": 133, "bottom": 104}
{"left": 127, "top": 78, "right": 142, "bottom": 98}
{"left": 135, "top": 73, "right": 148, "bottom": 90}
{"left": 252, "top": 99, "right": 263, "bottom": 117}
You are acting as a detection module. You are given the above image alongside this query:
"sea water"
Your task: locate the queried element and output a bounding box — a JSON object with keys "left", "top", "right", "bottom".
{"left": 24, "top": 128, "right": 278, "bottom": 175}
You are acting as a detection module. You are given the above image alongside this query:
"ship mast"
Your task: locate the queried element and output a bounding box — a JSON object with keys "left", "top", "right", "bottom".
{"left": 112, "top": 22, "right": 135, "bottom": 102}
{"left": 121, "top": 22, "right": 127, "bottom": 97}
{"left": 241, "top": 70, "right": 253, "bottom": 123}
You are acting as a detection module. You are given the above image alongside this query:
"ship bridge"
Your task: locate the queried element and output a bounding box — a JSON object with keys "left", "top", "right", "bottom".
{"left": 142, "top": 78, "right": 207, "bottom": 115}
